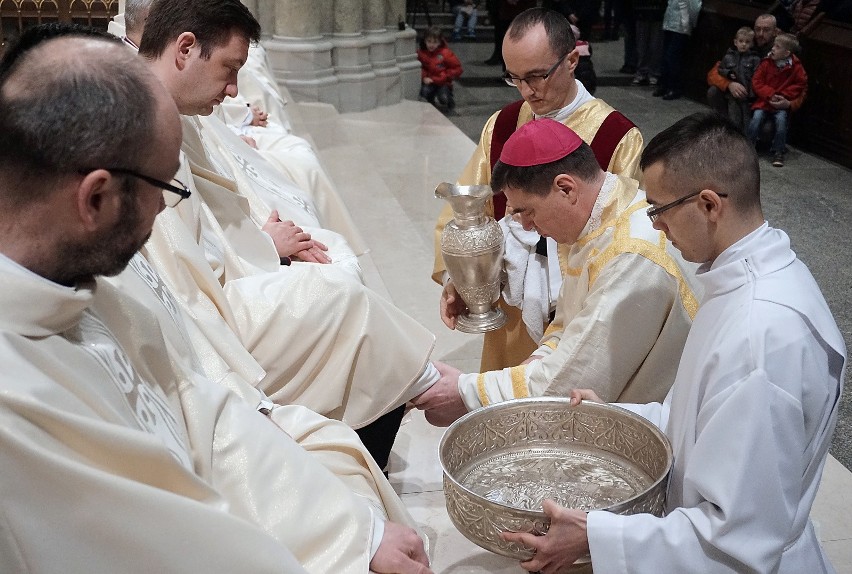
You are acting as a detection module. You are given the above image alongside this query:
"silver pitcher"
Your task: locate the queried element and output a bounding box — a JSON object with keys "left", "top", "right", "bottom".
{"left": 436, "top": 183, "right": 506, "bottom": 333}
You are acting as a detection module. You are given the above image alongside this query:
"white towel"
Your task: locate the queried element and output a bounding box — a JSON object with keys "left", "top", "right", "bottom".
{"left": 499, "top": 216, "right": 555, "bottom": 343}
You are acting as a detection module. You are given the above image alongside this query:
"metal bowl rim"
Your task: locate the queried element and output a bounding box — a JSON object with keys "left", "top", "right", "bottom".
{"left": 439, "top": 397, "right": 673, "bottom": 517}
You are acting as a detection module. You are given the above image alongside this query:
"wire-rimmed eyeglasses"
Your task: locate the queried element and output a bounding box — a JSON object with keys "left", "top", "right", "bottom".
{"left": 646, "top": 190, "right": 728, "bottom": 222}
{"left": 79, "top": 168, "right": 191, "bottom": 208}
{"left": 502, "top": 52, "right": 570, "bottom": 89}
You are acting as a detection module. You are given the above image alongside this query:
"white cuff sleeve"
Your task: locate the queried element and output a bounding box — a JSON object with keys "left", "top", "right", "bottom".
{"left": 399, "top": 361, "right": 441, "bottom": 404}
{"left": 369, "top": 508, "right": 386, "bottom": 561}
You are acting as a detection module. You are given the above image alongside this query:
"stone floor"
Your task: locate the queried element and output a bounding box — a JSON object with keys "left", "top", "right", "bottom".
{"left": 286, "top": 35, "right": 852, "bottom": 572}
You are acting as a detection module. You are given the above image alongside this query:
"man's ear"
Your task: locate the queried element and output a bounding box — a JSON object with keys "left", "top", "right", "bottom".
{"left": 175, "top": 32, "right": 197, "bottom": 69}
{"left": 75, "top": 170, "right": 123, "bottom": 232}
{"left": 553, "top": 173, "right": 579, "bottom": 203}
{"left": 697, "top": 189, "right": 725, "bottom": 222}
{"left": 565, "top": 49, "right": 580, "bottom": 74}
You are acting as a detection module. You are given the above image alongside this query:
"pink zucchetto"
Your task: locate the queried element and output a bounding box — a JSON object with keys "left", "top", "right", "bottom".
{"left": 499, "top": 118, "right": 584, "bottom": 167}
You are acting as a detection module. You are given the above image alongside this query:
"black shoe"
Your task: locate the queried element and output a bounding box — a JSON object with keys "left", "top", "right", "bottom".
{"left": 772, "top": 153, "right": 785, "bottom": 167}
{"left": 652, "top": 87, "right": 666, "bottom": 97}
{"left": 619, "top": 64, "right": 637, "bottom": 74}
{"left": 661, "top": 91, "right": 681, "bottom": 100}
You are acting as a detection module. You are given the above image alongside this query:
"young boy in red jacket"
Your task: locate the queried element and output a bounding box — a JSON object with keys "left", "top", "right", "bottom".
{"left": 746, "top": 32, "right": 808, "bottom": 167}
{"left": 417, "top": 27, "right": 463, "bottom": 112}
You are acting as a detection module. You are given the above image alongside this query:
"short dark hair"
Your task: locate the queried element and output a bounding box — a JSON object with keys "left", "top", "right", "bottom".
{"left": 492, "top": 140, "right": 600, "bottom": 196}
{"left": 138, "top": 0, "right": 261, "bottom": 60}
{"left": 506, "top": 8, "right": 576, "bottom": 57}
{"left": 641, "top": 112, "right": 761, "bottom": 210}
{"left": 0, "top": 27, "right": 157, "bottom": 206}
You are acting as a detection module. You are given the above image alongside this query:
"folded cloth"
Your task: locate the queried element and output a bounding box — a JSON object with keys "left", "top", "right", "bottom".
{"left": 500, "top": 216, "right": 556, "bottom": 343}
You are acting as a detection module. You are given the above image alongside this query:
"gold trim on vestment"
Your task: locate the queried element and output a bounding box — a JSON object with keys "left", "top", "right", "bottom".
{"left": 510, "top": 366, "right": 530, "bottom": 399}
{"left": 477, "top": 373, "right": 490, "bottom": 406}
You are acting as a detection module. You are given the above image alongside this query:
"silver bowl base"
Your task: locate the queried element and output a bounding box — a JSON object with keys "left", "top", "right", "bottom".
{"left": 456, "top": 308, "right": 506, "bottom": 333}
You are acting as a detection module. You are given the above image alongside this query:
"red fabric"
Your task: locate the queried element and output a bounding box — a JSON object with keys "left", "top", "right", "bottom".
{"left": 751, "top": 54, "right": 808, "bottom": 111}
{"left": 490, "top": 100, "right": 525, "bottom": 219}
{"left": 589, "top": 111, "right": 635, "bottom": 172}
{"left": 488, "top": 100, "right": 636, "bottom": 219}
{"left": 500, "top": 118, "right": 583, "bottom": 167}
{"left": 416, "top": 41, "right": 463, "bottom": 87}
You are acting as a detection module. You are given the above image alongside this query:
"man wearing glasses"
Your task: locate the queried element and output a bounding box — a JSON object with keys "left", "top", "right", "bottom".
{"left": 414, "top": 119, "right": 698, "bottom": 426}
{"left": 432, "top": 7, "right": 645, "bottom": 374}
{"left": 502, "top": 112, "right": 844, "bottom": 574}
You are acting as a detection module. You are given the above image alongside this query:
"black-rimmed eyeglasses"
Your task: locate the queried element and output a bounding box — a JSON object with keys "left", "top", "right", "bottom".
{"left": 646, "top": 190, "right": 728, "bottom": 222}
{"left": 79, "top": 168, "right": 192, "bottom": 208}
{"left": 502, "top": 52, "right": 570, "bottom": 89}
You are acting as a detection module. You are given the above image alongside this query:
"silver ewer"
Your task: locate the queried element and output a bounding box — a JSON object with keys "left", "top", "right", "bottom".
{"left": 436, "top": 183, "right": 506, "bottom": 333}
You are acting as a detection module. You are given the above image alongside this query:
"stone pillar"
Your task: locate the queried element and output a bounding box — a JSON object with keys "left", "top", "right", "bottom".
{"left": 330, "top": 0, "right": 376, "bottom": 112}
{"left": 261, "top": 0, "right": 419, "bottom": 111}
{"left": 364, "top": 0, "right": 401, "bottom": 107}
{"left": 263, "top": 0, "right": 337, "bottom": 106}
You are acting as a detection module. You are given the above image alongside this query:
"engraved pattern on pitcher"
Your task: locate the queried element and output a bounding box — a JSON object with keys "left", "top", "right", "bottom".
{"left": 441, "top": 222, "right": 503, "bottom": 255}
{"left": 455, "top": 281, "right": 501, "bottom": 306}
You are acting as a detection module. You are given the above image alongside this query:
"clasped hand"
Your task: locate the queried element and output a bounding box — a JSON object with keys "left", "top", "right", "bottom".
{"left": 262, "top": 210, "right": 331, "bottom": 263}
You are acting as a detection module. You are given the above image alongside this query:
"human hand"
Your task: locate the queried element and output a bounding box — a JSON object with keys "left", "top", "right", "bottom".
{"left": 411, "top": 361, "right": 466, "bottom": 427}
{"left": 769, "top": 94, "right": 791, "bottom": 110}
{"left": 370, "top": 521, "right": 433, "bottom": 574}
{"left": 568, "top": 388, "right": 603, "bottom": 405}
{"left": 291, "top": 239, "right": 331, "bottom": 264}
{"left": 240, "top": 135, "right": 258, "bottom": 149}
{"left": 501, "top": 500, "right": 589, "bottom": 573}
{"left": 423, "top": 77, "right": 434, "bottom": 85}
{"left": 439, "top": 281, "right": 467, "bottom": 329}
{"left": 727, "top": 81, "right": 747, "bottom": 99}
{"left": 261, "top": 211, "right": 317, "bottom": 259}
{"left": 250, "top": 105, "right": 269, "bottom": 127}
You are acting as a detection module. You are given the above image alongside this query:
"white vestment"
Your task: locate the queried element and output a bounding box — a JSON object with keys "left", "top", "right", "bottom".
{"left": 458, "top": 175, "right": 701, "bottom": 407}
{"left": 0, "top": 253, "right": 415, "bottom": 573}
{"left": 587, "top": 224, "right": 846, "bottom": 573}
{"left": 143, "top": 154, "right": 436, "bottom": 427}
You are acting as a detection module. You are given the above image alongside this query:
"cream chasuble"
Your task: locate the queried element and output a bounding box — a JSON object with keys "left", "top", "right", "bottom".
{"left": 458, "top": 175, "right": 700, "bottom": 408}
{"left": 215, "top": 43, "right": 368, "bottom": 253}
{"left": 0, "top": 253, "right": 389, "bottom": 573}
{"left": 143, "top": 153, "right": 436, "bottom": 428}
{"left": 107, "top": 254, "right": 418, "bottom": 531}
{"left": 432, "top": 98, "right": 646, "bottom": 371}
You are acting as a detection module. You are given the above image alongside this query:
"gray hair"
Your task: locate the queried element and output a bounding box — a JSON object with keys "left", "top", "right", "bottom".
{"left": 0, "top": 33, "right": 158, "bottom": 206}
{"left": 125, "top": 0, "right": 155, "bottom": 36}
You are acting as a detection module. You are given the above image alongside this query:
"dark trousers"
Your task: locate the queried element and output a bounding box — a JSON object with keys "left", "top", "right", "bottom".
{"left": 420, "top": 83, "right": 455, "bottom": 110}
{"left": 355, "top": 404, "right": 406, "bottom": 472}
{"left": 659, "top": 30, "right": 689, "bottom": 95}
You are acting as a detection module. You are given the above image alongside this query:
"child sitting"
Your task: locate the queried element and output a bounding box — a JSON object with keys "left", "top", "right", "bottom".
{"left": 571, "top": 24, "right": 597, "bottom": 94}
{"left": 747, "top": 32, "right": 808, "bottom": 167}
{"left": 717, "top": 27, "right": 762, "bottom": 131}
{"left": 450, "top": 0, "right": 479, "bottom": 41}
{"left": 417, "top": 27, "right": 463, "bottom": 112}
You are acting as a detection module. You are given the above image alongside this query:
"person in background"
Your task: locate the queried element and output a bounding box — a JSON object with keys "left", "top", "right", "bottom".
{"left": 571, "top": 23, "right": 597, "bottom": 93}
{"left": 747, "top": 32, "right": 808, "bottom": 167}
{"left": 652, "top": 0, "right": 701, "bottom": 100}
{"left": 417, "top": 26, "right": 463, "bottom": 112}
{"left": 630, "top": 0, "right": 665, "bottom": 86}
{"left": 451, "top": 0, "right": 479, "bottom": 41}
{"left": 716, "top": 26, "right": 761, "bottom": 131}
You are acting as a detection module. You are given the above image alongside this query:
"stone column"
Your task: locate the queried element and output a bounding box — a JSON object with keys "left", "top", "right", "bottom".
{"left": 364, "top": 0, "right": 401, "bottom": 107}
{"left": 262, "top": 0, "right": 338, "bottom": 106}
{"left": 330, "top": 0, "right": 376, "bottom": 112}
{"left": 391, "top": 0, "right": 420, "bottom": 102}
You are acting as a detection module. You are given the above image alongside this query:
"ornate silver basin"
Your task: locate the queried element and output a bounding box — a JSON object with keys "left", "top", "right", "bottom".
{"left": 440, "top": 397, "right": 672, "bottom": 560}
